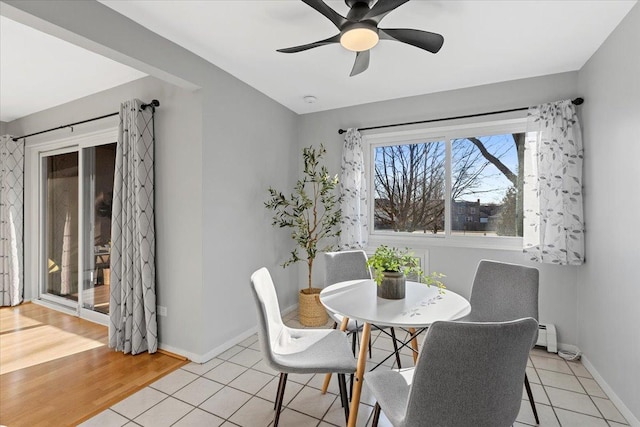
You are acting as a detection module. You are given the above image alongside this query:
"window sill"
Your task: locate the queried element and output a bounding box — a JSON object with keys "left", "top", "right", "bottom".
{"left": 367, "top": 233, "right": 523, "bottom": 252}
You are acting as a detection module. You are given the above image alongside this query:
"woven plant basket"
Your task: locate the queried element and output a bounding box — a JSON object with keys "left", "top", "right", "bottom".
{"left": 299, "top": 288, "right": 328, "bottom": 327}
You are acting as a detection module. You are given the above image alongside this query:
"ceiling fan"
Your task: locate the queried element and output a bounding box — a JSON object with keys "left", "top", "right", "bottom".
{"left": 277, "top": 0, "right": 444, "bottom": 76}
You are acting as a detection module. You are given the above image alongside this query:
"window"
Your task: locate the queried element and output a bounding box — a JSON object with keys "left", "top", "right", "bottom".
{"left": 368, "top": 119, "right": 526, "bottom": 244}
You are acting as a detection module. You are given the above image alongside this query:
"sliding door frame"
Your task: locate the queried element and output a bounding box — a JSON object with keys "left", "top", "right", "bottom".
{"left": 26, "top": 128, "right": 118, "bottom": 325}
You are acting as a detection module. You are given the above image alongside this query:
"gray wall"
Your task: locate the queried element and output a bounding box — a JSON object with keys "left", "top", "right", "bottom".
{"left": 298, "top": 72, "right": 582, "bottom": 347}
{"left": 199, "top": 80, "right": 299, "bottom": 357}
{"left": 577, "top": 3, "right": 640, "bottom": 421}
{"left": 0, "top": 121, "right": 8, "bottom": 135}
{"left": 3, "top": 0, "right": 298, "bottom": 360}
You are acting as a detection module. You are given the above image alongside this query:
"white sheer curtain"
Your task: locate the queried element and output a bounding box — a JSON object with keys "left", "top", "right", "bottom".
{"left": 523, "top": 100, "right": 584, "bottom": 265}
{"left": 0, "top": 135, "right": 24, "bottom": 306}
{"left": 338, "top": 128, "right": 368, "bottom": 249}
{"left": 109, "top": 99, "right": 158, "bottom": 354}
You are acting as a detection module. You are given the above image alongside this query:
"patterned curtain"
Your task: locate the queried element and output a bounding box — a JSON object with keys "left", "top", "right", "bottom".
{"left": 338, "top": 128, "right": 368, "bottom": 249}
{"left": 0, "top": 135, "right": 24, "bottom": 306}
{"left": 523, "top": 100, "right": 584, "bottom": 265}
{"left": 109, "top": 99, "right": 158, "bottom": 354}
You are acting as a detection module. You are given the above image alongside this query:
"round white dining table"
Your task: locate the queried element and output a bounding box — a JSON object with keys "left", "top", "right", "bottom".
{"left": 320, "top": 279, "right": 471, "bottom": 427}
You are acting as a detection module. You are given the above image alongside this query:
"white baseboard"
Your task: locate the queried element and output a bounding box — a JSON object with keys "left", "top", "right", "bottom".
{"left": 581, "top": 355, "right": 640, "bottom": 427}
{"left": 173, "top": 325, "right": 259, "bottom": 364}
{"left": 170, "top": 304, "right": 297, "bottom": 363}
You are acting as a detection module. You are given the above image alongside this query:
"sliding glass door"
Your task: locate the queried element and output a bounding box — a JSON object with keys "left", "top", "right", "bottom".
{"left": 40, "top": 141, "right": 116, "bottom": 323}
{"left": 81, "top": 144, "right": 116, "bottom": 316}
{"left": 43, "top": 150, "right": 79, "bottom": 305}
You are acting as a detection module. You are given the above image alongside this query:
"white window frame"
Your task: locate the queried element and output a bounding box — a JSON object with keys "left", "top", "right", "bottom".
{"left": 364, "top": 117, "right": 527, "bottom": 251}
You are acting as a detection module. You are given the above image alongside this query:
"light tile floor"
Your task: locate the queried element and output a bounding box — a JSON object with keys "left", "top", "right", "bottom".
{"left": 81, "top": 311, "right": 629, "bottom": 426}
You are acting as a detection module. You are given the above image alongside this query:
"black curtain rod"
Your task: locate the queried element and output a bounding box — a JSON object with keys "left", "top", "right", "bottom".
{"left": 12, "top": 99, "right": 160, "bottom": 141}
{"left": 337, "top": 97, "right": 584, "bottom": 135}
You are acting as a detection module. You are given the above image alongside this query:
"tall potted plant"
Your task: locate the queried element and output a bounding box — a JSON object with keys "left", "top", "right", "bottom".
{"left": 265, "top": 144, "right": 342, "bottom": 326}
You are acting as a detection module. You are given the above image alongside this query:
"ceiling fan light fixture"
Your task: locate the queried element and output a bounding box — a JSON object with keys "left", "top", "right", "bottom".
{"left": 340, "top": 26, "right": 379, "bottom": 52}
{"left": 277, "top": 0, "right": 445, "bottom": 75}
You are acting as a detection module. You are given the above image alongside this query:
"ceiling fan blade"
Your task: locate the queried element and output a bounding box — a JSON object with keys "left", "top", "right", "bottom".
{"left": 301, "top": 0, "right": 347, "bottom": 29}
{"left": 380, "top": 28, "right": 444, "bottom": 54}
{"left": 350, "top": 50, "right": 370, "bottom": 77}
{"left": 277, "top": 34, "right": 341, "bottom": 53}
{"left": 362, "top": 0, "right": 410, "bottom": 23}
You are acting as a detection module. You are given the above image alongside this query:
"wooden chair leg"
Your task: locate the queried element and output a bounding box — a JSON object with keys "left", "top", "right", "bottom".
{"left": 524, "top": 373, "right": 540, "bottom": 424}
{"left": 348, "top": 322, "right": 371, "bottom": 427}
{"left": 274, "top": 373, "right": 288, "bottom": 426}
{"left": 338, "top": 373, "right": 350, "bottom": 424}
{"left": 372, "top": 402, "right": 381, "bottom": 427}
{"left": 390, "top": 327, "right": 402, "bottom": 369}
{"left": 408, "top": 327, "right": 419, "bottom": 364}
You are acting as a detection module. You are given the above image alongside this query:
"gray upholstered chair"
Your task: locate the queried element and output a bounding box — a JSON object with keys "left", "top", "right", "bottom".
{"left": 250, "top": 267, "right": 357, "bottom": 426}
{"left": 458, "top": 259, "right": 540, "bottom": 424}
{"left": 323, "top": 250, "right": 402, "bottom": 368}
{"left": 365, "top": 318, "right": 538, "bottom": 427}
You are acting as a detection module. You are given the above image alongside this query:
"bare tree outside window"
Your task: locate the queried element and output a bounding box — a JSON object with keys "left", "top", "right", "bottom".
{"left": 373, "top": 132, "right": 525, "bottom": 237}
{"left": 374, "top": 141, "right": 445, "bottom": 233}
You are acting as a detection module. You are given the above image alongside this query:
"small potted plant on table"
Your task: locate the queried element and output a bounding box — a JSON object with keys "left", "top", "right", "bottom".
{"left": 367, "top": 245, "right": 446, "bottom": 299}
{"left": 265, "top": 144, "right": 342, "bottom": 326}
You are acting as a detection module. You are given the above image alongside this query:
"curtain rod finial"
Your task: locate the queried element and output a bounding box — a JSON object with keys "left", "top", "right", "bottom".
{"left": 141, "top": 99, "right": 160, "bottom": 110}
{"left": 572, "top": 97, "right": 584, "bottom": 105}
{"left": 338, "top": 129, "right": 346, "bottom": 135}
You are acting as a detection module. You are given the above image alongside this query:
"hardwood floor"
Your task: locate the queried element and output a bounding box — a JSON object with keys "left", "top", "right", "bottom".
{"left": 0, "top": 303, "right": 187, "bottom": 427}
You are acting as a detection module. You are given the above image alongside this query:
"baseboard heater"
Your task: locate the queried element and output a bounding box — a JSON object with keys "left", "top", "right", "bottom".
{"left": 536, "top": 323, "right": 557, "bottom": 353}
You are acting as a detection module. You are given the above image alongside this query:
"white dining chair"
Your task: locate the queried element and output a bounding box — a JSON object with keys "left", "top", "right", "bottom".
{"left": 365, "top": 318, "right": 538, "bottom": 427}
{"left": 250, "top": 267, "right": 357, "bottom": 426}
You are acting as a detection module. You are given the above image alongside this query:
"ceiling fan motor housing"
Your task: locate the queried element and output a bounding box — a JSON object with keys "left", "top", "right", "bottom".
{"left": 345, "top": 0, "right": 375, "bottom": 8}
{"left": 345, "top": 0, "right": 375, "bottom": 22}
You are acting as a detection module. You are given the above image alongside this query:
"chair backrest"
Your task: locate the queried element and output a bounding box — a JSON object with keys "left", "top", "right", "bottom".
{"left": 250, "top": 267, "right": 285, "bottom": 369}
{"left": 406, "top": 318, "right": 538, "bottom": 427}
{"left": 323, "top": 250, "right": 372, "bottom": 286}
{"left": 469, "top": 260, "right": 539, "bottom": 322}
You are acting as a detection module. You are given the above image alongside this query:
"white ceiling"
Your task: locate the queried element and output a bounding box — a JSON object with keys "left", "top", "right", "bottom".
{"left": 0, "top": 15, "right": 146, "bottom": 122}
{"left": 1, "top": 1, "right": 637, "bottom": 122}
